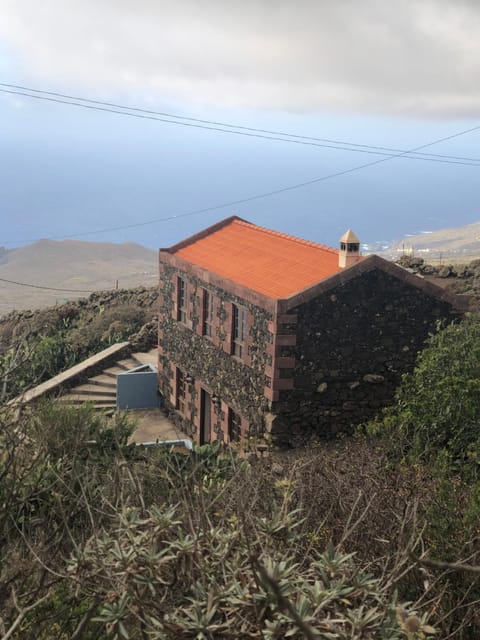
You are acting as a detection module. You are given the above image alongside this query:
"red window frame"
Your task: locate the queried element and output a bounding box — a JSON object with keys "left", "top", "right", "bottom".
{"left": 232, "top": 304, "right": 247, "bottom": 358}
{"left": 202, "top": 288, "right": 214, "bottom": 337}
{"left": 177, "top": 277, "right": 187, "bottom": 323}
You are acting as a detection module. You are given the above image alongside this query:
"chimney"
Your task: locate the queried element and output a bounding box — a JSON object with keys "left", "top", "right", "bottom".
{"left": 339, "top": 229, "right": 361, "bottom": 268}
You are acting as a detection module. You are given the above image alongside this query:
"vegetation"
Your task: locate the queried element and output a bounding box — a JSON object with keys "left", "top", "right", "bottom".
{"left": 0, "top": 405, "right": 440, "bottom": 639}
{"left": 0, "top": 396, "right": 478, "bottom": 636}
{"left": 370, "top": 312, "right": 480, "bottom": 637}
{"left": 374, "top": 313, "right": 480, "bottom": 476}
{"left": 0, "top": 292, "right": 154, "bottom": 402}
{"left": 1, "top": 294, "right": 480, "bottom": 637}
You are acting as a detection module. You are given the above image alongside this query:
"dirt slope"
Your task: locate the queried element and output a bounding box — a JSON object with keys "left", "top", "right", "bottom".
{"left": 384, "top": 221, "right": 480, "bottom": 261}
{"left": 0, "top": 239, "right": 157, "bottom": 314}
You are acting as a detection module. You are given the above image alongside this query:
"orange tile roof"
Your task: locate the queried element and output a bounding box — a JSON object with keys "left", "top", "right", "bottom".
{"left": 167, "top": 217, "right": 342, "bottom": 299}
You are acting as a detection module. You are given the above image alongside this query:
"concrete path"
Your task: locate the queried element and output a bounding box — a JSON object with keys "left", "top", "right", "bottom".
{"left": 126, "top": 408, "right": 189, "bottom": 444}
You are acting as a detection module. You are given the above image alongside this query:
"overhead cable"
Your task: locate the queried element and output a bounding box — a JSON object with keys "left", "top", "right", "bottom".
{"left": 2, "top": 83, "right": 480, "bottom": 246}
{"left": 0, "top": 276, "right": 99, "bottom": 293}
{"left": 1, "top": 83, "right": 480, "bottom": 166}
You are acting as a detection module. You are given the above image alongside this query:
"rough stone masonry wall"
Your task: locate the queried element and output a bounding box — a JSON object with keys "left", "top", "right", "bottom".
{"left": 158, "top": 264, "right": 272, "bottom": 438}
{"left": 271, "top": 268, "right": 456, "bottom": 446}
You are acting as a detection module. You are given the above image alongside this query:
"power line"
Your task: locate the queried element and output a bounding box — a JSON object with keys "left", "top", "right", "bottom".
{"left": 2, "top": 81, "right": 479, "bottom": 163}
{"left": 0, "top": 273, "right": 158, "bottom": 297}
{"left": 1, "top": 83, "right": 480, "bottom": 167}
{"left": 0, "top": 276, "right": 99, "bottom": 293}
{"left": 2, "top": 84, "right": 480, "bottom": 247}
{"left": 4, "top": 114, "right": 480, "bottom": 247}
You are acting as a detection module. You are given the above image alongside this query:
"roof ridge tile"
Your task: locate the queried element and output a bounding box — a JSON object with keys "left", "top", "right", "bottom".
{"left": 233, "top": 218, "right": 338, "bottom": 254}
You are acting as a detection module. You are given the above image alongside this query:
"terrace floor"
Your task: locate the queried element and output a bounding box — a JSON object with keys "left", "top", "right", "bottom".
{"left": 127, "top": 408, "right": 188, "bottom": 444}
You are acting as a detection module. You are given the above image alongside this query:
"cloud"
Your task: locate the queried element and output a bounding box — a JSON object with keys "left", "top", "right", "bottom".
{"left": 1, "top": 0, "right": 480, "bottom": 116}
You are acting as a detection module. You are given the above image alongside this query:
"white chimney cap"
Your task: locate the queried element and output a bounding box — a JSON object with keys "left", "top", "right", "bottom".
{"left": 340, "top": 229, "right": 360, "bottom": 244}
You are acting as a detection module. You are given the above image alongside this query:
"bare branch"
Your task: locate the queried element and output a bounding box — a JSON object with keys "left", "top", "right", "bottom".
{"left": 2, "top": 589, "right": 51, "bottom": 640}
{"left": 411, "top": 553, "right": 480, "bottom": 574}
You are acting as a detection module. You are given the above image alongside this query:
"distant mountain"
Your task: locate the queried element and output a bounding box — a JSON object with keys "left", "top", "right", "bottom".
{"left": 0, "top": 239, "right": 157, "bottom": 315}
{"left": 382, "top": 222, "right": 480, "bottom": 261}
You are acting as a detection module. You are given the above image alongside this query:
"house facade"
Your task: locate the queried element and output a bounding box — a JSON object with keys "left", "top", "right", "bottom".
{"left": 158, "top": 216, "right": 469, "bottom": 446}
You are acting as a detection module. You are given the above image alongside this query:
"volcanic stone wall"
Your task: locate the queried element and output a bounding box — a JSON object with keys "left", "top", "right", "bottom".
{"left": 158, "top": 264, "right": 272, "bottom": 438}
{"left": 271, "top": 268, "right": 456, "bottom": 445}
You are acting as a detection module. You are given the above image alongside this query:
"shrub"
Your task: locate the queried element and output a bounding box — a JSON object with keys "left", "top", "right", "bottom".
{"left": 0, "top": 405, "right": 438, "bottom": 639}
{"left": 69, "top": 452, "right": 421, "bottom": 640}
{"left": 368, "top": 313, "right": 480, "bottom": 636}
{"left": 0, "top": 334, "right": 76, "bottom": 402}
{"left": 371, "top": 313, "right": 480, "bottom": 478}
{"left": 66, "top": 305, "right": 147, "bottom": 356}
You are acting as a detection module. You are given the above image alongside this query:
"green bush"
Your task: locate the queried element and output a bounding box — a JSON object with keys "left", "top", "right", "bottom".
{"left": 0, "top": 333, "right": 76, "bottom": 402}
{"left": 372, "top": 313, "right": 480, "bottom": 478}
{"left": 368, "top": 313, "right": 480, "bottom": 636}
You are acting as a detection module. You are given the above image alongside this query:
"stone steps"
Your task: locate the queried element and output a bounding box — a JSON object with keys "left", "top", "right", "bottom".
{"left": 10, "top": 344, "right": 159, "bottom": 417}
{"left": 99, "top": 369, "right": 119, "bottom": 379}
{"left": 58, "top": 395, "right": 116, "bottom": 407}
{"left": 87, "top": 376, "right": 117, "bottom": 389}
{"left": 61, "top": 359, "right": 144, "bottom": 409}
{"left": 65, "top": 384, "right": 116, "bottom": 397}
{"left": 9, "top": 342, "right": 131, "bottom": 408}
{"left": 60, "top": 350, "right": 158, "bottom": 412}
{"left": 96, "top": 356, "right": 152, "bottom": 381}
{"left": 116, "top": 357, "right": 146, "bottom": 371}
{"left": 61, "top": 373, "right": 117, "bottom": 407}
{"left": 130, "top": 351, "right": 157, "bottom": 366}
{"left": 101, "top": 361, "right": 141, "bottom": 377}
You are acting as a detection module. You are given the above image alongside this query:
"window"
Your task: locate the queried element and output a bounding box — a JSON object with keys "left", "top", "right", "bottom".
{"left": 202, "top": 289, "right": 215, "bottom": 337}
{"left": 176, "top": 368, "right": 187, "bottom": 414}
{"left": 228, "top": 408, "right": 242, "bottom": 442}
{"left": 177, "top": 277, "right": 187, "bottom": 323}
{"left": 232, "top": 304, "right": 247, "bottom": 358}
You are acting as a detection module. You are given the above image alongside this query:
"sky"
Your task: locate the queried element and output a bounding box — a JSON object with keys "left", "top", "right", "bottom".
{"left": 0, "top": 0, "right": 479, "bottom": 251}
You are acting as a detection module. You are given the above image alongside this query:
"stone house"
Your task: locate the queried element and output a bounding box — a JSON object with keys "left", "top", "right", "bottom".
{"left": 157, "top": 216, "right": 468, "bottom": 446}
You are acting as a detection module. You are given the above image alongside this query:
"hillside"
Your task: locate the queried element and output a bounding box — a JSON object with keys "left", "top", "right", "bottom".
{"left": 0, "top": 285, "right": 159, "bottom": 402}
{"left": 383, "top": 221, "right": 480, "bottom": 261}
{"left": 0, "top": 239, "right": 157, "bottom": 314}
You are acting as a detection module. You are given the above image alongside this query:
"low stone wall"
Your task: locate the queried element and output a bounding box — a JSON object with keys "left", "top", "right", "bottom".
{"left": 271, "top": 267, "right": 456, "bottom": 445}
{"left": 396, "top": 255, "right": 480, "bottom": 309}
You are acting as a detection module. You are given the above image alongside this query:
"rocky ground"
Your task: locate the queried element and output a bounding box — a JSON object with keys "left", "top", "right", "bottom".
{"left": 396, "top": 255, "right": 480, "bottom": 308}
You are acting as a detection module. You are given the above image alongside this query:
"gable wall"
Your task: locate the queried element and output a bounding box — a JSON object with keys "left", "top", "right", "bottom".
{"left": 270, "top": 267, "right": 456, "bottom": 445}
{"left": 158, "top": 260, "right": 273, "bottom": 441}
